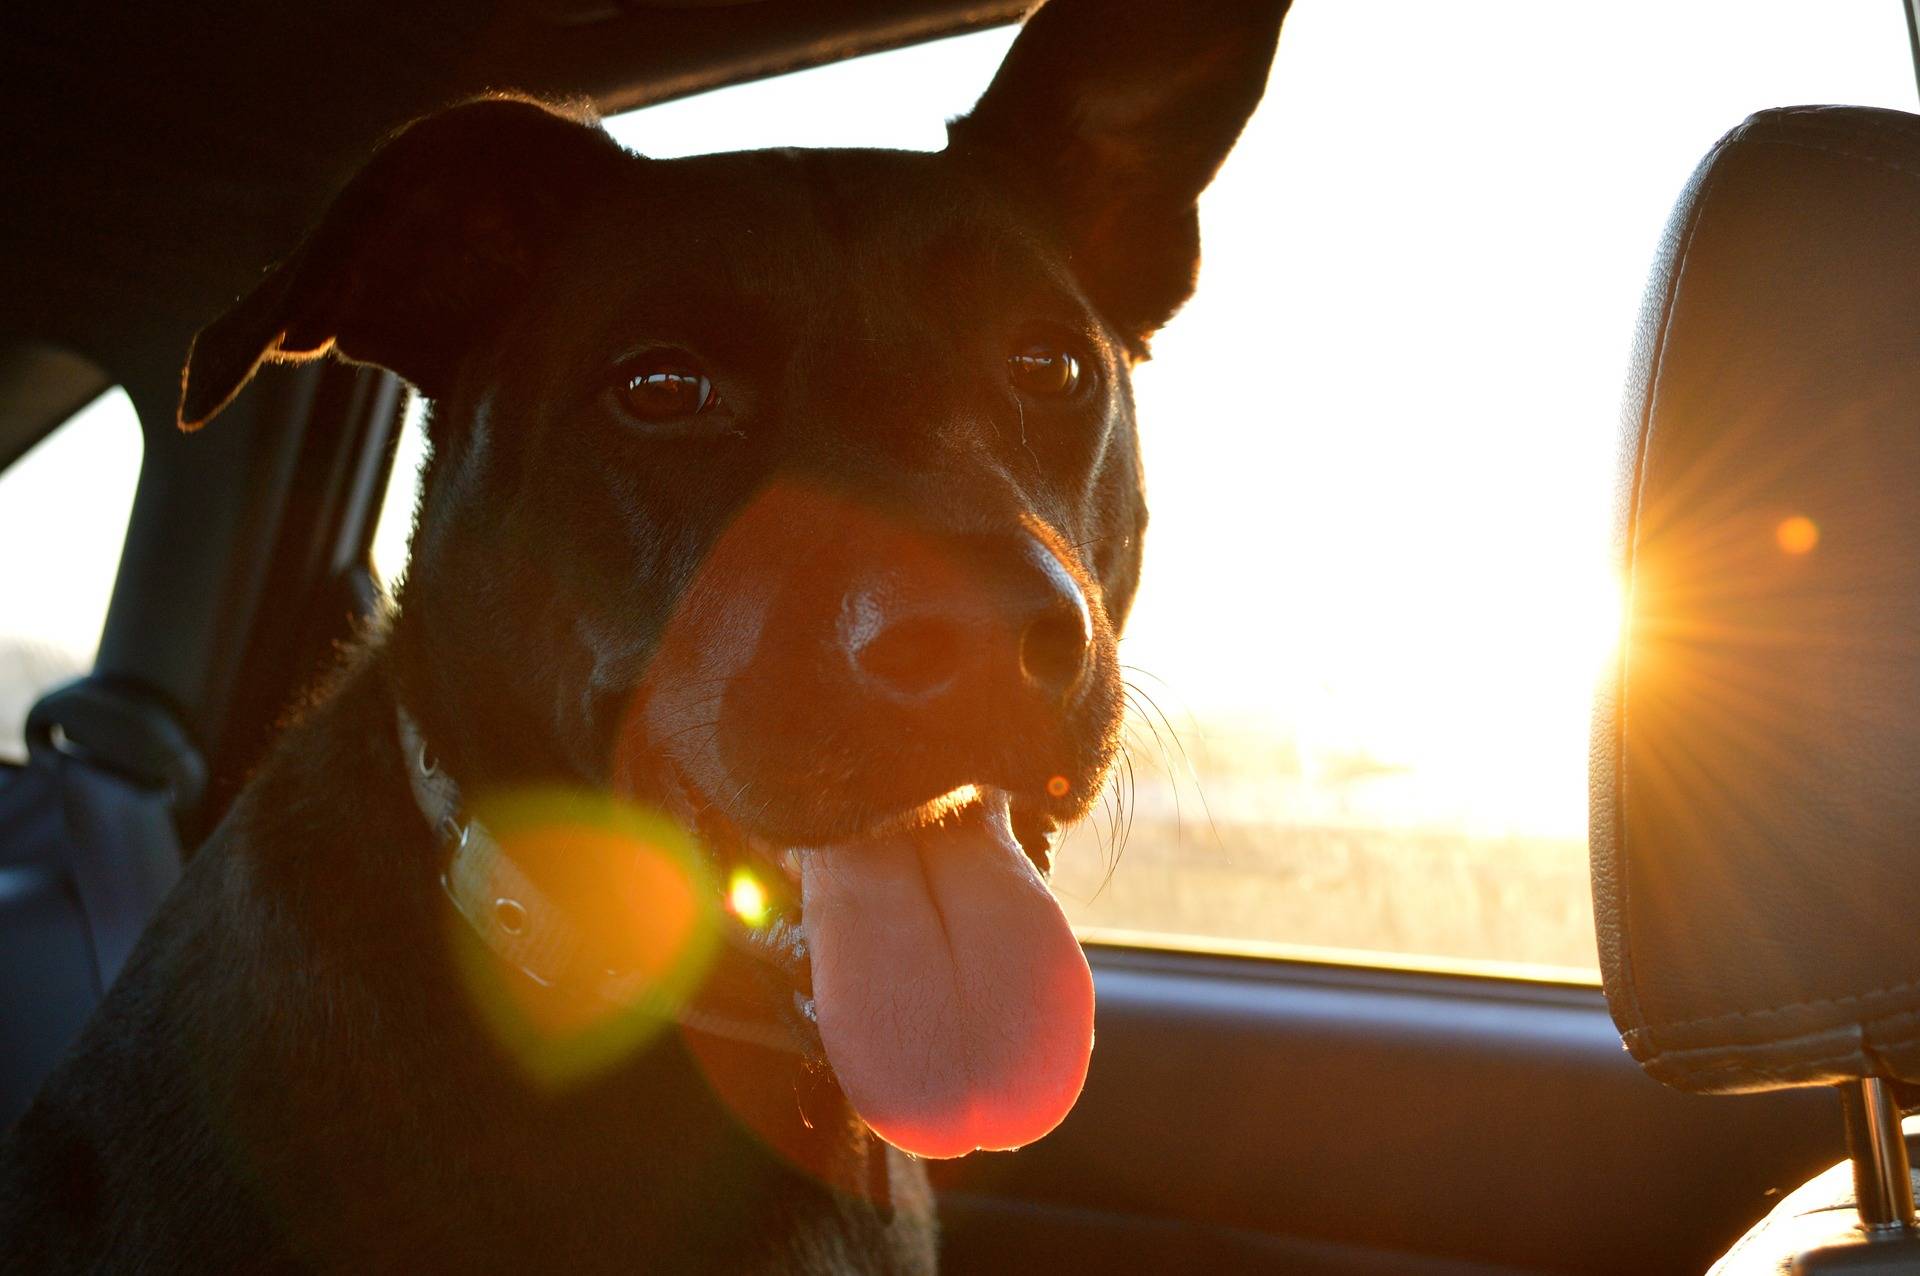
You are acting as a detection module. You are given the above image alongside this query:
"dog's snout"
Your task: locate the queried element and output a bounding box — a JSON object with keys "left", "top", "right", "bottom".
{"left": 1016, "top": 545, "right": 1093, "bottom": 702}
{"left": 1019, "top": 593, "right": 1092, "bottom": 701}
{"left": 844, "top": 598, "right": 964, "bottom": 703}
{"left": 839, "top": 536, "right": 1093, "bottom": 709}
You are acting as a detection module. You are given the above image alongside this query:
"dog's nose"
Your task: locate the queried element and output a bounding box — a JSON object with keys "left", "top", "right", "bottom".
{"left": 844, "top": 603, "right": 964, "bottom": 702}
{"left": 1015, "top": 542, "right": 1094, "bottom": 701}
{"left": 841, "top": 537, "right": 1093, "bottom": 707}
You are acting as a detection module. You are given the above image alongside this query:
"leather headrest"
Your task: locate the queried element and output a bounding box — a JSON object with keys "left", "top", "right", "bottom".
{"left": 1594, "top": 105, "right": 1920, "bottom": 1095}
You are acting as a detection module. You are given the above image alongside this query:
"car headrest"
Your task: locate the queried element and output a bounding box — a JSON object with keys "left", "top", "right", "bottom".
{"left": 1593, "top": 104, "right": 1920, "bottom": 1095}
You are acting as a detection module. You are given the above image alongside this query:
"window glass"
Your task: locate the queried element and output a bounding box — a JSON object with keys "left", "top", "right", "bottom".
{"left": 1049, "top": 0, "right": 1916, "bottom": 976}
{"left": 0, "top": 388, "right": 144, "bottom": 762}
{"left": 377, "top": 6, "right": 1920, "bottom": 978}
{"left": 1053, "top": 1, "right": 1916, "bottom": 977}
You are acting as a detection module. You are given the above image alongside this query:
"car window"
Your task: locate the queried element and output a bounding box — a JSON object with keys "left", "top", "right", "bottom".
{"left": 0, "top": 388, "right": 144, "bottom": 763}
{"left": 372, "top": 4, "right": 1920, "bottom": 979}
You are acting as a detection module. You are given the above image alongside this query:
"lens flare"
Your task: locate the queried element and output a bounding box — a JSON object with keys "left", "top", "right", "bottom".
{"left": 444, "top": 788, "right": 719, "bottom": 1089}
{"left": 1776, "top": 515, "right": 1819, "bottom": 555}
{"left": 727, "top": 868, "right": 771, "bottom": 927}
{"left": 1046, "top": 775, "right": 1071, "bottom": 798}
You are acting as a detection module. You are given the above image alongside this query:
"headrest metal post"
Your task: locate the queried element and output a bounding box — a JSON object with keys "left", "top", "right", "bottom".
{"left": 1842, "top": 1078, "right": 1915, "bottom": 1234}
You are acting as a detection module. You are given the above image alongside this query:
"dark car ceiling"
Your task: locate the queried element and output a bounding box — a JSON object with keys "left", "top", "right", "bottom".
{"left": 0, "top": 0, "right": 1025, "bottom": 453}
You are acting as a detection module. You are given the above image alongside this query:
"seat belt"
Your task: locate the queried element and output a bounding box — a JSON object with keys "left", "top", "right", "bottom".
{"left": 19, "top": 676, "right": 202, "bottom": 992}
{"left": 0, "top": 677, "right": 198, "bottom": 1123}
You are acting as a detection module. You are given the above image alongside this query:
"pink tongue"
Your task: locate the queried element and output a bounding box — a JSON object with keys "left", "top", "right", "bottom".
{"left": 799, "top": 795, "right": 1094, "bottom": 1159}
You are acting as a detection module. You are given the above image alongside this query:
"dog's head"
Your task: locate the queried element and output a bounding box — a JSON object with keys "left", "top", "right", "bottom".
{"left": 181, "top": 0, "right": 1284, "bottom": 1160}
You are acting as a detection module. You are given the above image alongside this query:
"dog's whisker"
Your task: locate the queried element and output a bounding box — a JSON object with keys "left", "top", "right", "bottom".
{"left": 1014, "top": 396, "right": 1041, "bottom": 472}
{"left": 1119, "top": 688, "right": 1181, "bottom": 849}
{"left": 1122, "top": 677, "right": 1225, "bottom": 855}
{"left": 1099, "top": 750, "right": 1124, "bottom": 878}
{"left": 1087, "top": 740, "right": 1133, "bottom": 900}
{"left": 650, "top": 718, "right": 724, "bottom": 749}
{"left": 671, "top": 672, "right": 778, "bottom": 690}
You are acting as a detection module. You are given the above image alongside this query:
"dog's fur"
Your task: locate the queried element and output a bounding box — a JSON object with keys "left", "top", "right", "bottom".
{"left": 0, "top": 1, "right": 1284, "bottom": 1269}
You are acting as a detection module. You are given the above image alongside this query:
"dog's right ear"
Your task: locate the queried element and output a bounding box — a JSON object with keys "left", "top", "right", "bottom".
{"left": 179, "top": 96, "right": 624, "bottom": 431}
{"left": 949, "top": 0, "right": 1288, "bottom": 350}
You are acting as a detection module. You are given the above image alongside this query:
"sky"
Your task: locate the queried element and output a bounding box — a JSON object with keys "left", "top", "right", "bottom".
{"left": 7, "top": 0, "right": 1917, "bottom": 840}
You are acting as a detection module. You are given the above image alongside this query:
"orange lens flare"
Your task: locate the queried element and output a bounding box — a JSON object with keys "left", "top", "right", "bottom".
{"left": 446, "top": 789, "right": 718, "bottom": 1089}
{"left": 1775, "top": 515, "right": 1819, "bottom": 555}
{"left": 1046, "top": 775, "right": 1071, "bottom": 798}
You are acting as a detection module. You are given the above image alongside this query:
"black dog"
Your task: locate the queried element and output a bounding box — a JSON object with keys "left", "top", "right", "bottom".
{"left": 0, "top": 0, "right": 1284, "bottom": 1269}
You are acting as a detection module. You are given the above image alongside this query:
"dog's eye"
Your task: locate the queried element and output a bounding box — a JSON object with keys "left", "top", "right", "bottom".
{"left": 1008, "top": 345, "right": 1081, "bottom": 398}
{"left": 616, "top": 359, "right": 716, "bottom": 423}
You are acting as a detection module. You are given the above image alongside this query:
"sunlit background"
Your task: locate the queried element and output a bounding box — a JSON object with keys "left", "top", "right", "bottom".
{"left": 5, "top": 0, "right": 1917, "bottom": 976}
{"left": 0, "top": 390, "right": 141, "bottom": 754}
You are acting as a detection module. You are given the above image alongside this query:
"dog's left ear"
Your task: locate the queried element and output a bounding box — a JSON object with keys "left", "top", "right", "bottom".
{"left": 950, "top": 0, "right": 1288, "bottom": 346}
{"left": 179, "top": 95, "right": 625, "bottom": 431}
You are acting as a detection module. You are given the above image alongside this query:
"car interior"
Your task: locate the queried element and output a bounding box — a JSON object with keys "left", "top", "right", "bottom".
{"left": 5, "top": 1, "right": 1920, "bottom": 1272}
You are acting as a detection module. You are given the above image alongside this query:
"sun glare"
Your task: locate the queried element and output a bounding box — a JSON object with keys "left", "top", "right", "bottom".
{"left": 1776, "top": 515, "right": 1820, "bottom": 555}
{"left": 728, "top": 868, "right": 771, "bottom": 928}
{"left": 442, "top": 790, "right": 720, "bottom": 1088}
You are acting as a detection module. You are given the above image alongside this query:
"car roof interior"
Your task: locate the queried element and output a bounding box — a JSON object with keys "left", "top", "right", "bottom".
{"left": 7, "top": 3, "right": 1920, "bottom": 1273}
{"left": 1, "top": 0, "right": 1025, "bottom": 464}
